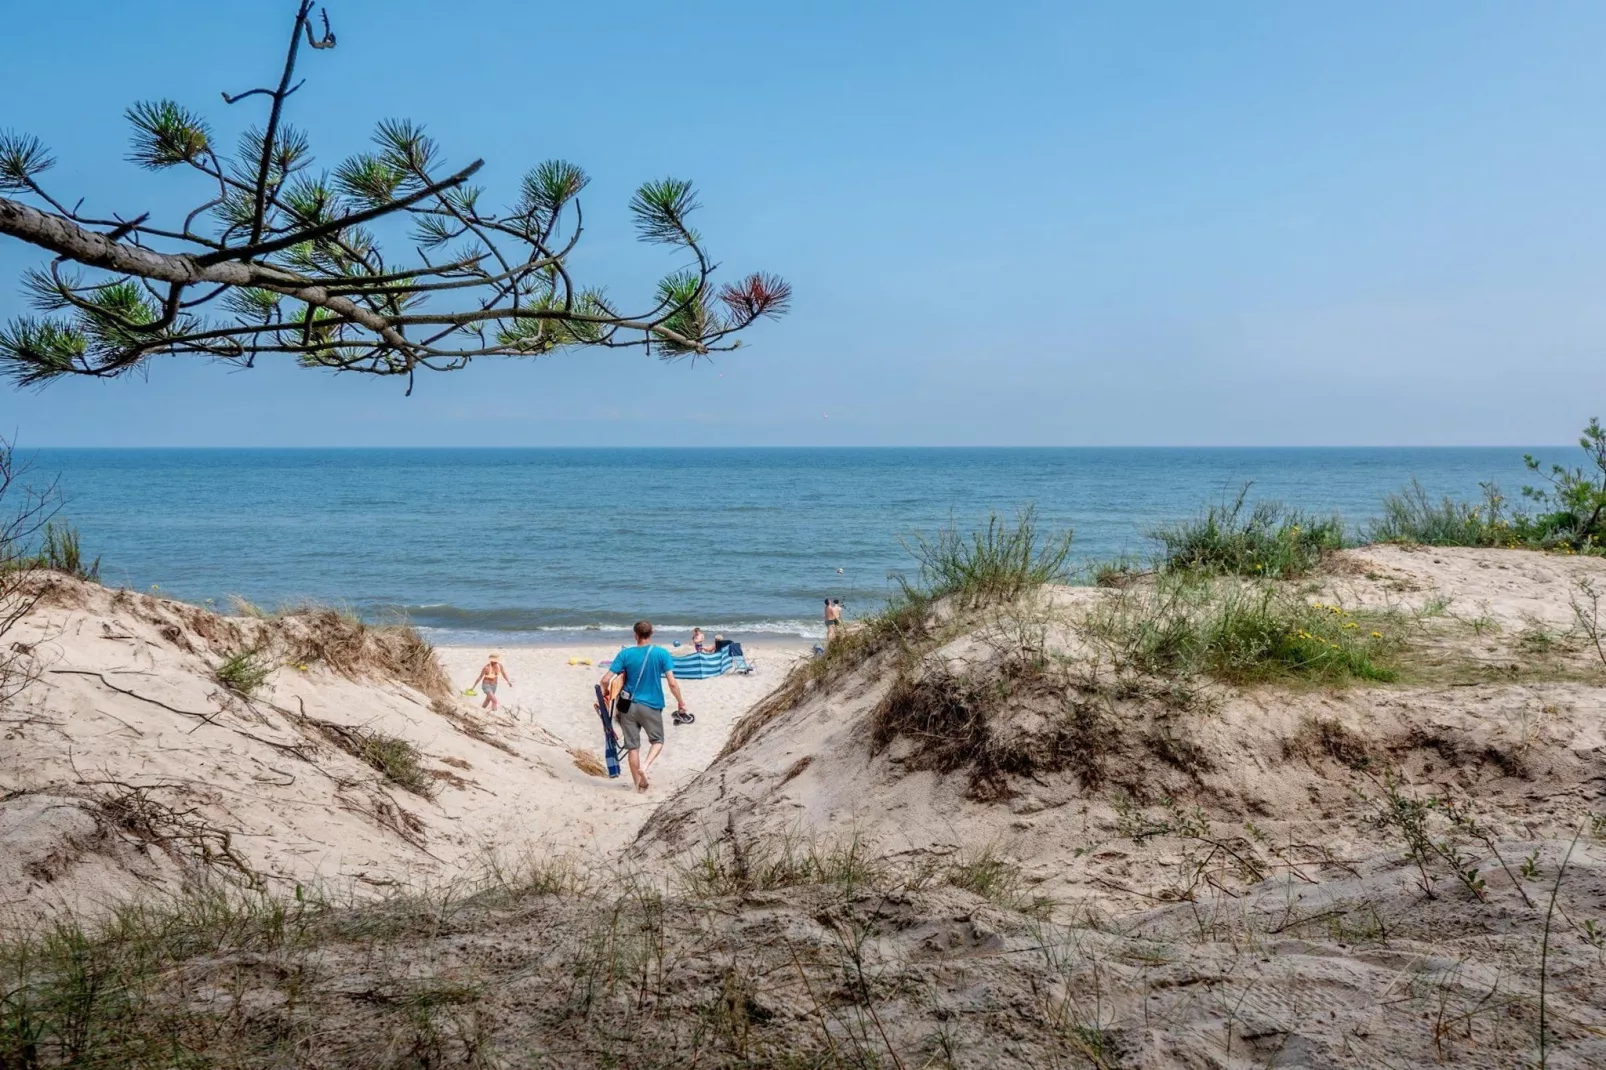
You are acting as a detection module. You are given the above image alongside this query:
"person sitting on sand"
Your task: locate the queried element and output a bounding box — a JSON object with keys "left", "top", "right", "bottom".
{"left": 474, "top": 653, "right": 512, "bottom": 712}
{"left": 599, "top": 620, "right": 687, "bottom": 792}
{"left": 692, "top": 627, "right": 708, "bottom": 653}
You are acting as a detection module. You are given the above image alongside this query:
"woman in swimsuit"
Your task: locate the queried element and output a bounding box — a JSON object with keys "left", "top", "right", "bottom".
{"left": 474, "top": 653, "right": 513, "bottom": 712}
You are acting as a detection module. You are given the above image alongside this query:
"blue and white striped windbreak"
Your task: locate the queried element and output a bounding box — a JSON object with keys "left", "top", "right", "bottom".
{"left": 670, "top": 650, "right": 732, "bottom": 680}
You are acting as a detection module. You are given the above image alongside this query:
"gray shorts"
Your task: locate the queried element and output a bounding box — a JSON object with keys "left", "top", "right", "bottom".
{"left": 617, "top": 704, "right": 664, "bottom": 751}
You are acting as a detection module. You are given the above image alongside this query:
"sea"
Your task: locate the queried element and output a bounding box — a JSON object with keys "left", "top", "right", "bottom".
{"left": 18, "top": 447, "right": 1571, "bottom": 646}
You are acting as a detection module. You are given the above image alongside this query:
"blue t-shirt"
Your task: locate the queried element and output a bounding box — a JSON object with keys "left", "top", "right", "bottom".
{"left": 610, "top": 645, "right": 675, "bottom": 710}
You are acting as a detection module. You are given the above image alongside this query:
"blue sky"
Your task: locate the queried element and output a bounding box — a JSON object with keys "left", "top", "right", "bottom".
{"left": 1, "top": 0, "right": 1602, "bottom": 446}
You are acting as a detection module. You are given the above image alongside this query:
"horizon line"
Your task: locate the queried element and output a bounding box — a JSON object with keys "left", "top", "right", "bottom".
{"left": 14, "top": 443, "right": 1575, "bottom": 451}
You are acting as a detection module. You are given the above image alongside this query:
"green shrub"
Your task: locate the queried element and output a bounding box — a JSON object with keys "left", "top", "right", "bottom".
{"left": 215, "top": 649, "right": 272, "bottom": 696}
{"left": 1368, "top": 479, "right": 1512, "bottom": 547}
{"left": 1152, "top": 486, "right": 1344, "bottom": 579}
{"left": 1518, "top": 417, "right": 1606, "bottom": 551}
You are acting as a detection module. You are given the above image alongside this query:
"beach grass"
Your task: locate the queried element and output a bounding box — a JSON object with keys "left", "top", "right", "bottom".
{"left": 902, "top": 505, "right": 1074, "bottom": 608}
{"left": 1368, "top": 478, "right": 1513, "bottom": 548}
{"left": 1086, "top": 575, "right": 1401, "bottom": 685}
{"left": 1152, "top": 485, "right": 1344, "bottom": 579}
{"left": 351, "top": 729, "right": 437, "bottom": 799}
{"left": 38, "top": 522, "right": 99, "bottom": 582}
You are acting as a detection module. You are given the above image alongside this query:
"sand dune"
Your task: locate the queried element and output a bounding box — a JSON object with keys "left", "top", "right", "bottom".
{"left": 4, "top": 548, "right": 1605, "bottom": 1066}
{"left": 0, "top": 576, "right": 805, "bottom": 926}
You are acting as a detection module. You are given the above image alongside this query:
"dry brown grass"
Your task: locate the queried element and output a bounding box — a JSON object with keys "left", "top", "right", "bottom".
{"left": 871, "top": 659, "right": 1126, "bottom": 800}
{"left": 570, "top": 749, "right": 606, "bottom": 777}
{"left": 428, "top": 698, "right": 518, "bottom": 755}
{"left": 267, "top": 606, "right": 450, "bottom": 699}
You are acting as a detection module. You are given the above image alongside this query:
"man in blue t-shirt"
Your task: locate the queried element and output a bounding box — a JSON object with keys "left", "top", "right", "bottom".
{"left": 600, "top": 620, "right": 687, "bottom": 792}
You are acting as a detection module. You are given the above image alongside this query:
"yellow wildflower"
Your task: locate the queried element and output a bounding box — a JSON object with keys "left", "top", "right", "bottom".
{"left": 1371, "top": 632, "right": 1383, "bottom": 639}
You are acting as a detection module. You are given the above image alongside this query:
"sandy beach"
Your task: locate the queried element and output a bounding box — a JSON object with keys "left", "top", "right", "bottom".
{"left": 0, "top": 578, "right": 812, "bottom": 923}
{"left": 434, "top": 637, "right": 812, "bottom": 801}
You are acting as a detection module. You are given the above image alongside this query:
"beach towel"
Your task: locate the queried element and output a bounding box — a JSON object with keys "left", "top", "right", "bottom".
{"left": 670, "top": 649, "right": 731, "bottom": 680}
{"left": 593, "top": 684, "right": 621, "bottom": 778}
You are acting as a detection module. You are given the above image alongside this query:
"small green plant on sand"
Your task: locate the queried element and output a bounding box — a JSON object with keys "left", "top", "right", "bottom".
{"left": 215, "top": 649, "right": 272, "bottom": 697}
{"left": 943, "top": 846, "right": 1054, "bottom": 918}
{"left": 352, "top": 730, "right": 436, "bottom": 799}
{"left": 38, "top": 521, "right": 99, "bottom": 581}
{"left": 1152, "top": 484, "right": 1343, "bottom": 579}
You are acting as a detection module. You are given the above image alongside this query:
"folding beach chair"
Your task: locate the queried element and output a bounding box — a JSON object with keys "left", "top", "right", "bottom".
{"left": 725, "top": 641, "right": 755, "bottom": 674}
{"left": 592, "top": 683, "right": 622, "bottom": 778}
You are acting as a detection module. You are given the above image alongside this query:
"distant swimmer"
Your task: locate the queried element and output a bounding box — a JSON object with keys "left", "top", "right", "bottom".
{"left": 474, "top": 653, "right": 512, "bottom": 712}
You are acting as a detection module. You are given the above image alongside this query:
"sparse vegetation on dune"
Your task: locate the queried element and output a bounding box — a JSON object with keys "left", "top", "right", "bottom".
{"left": 1086, "top": 574, "right": 1402, "bottom": 684}
{"left": 272, "top": 603, "right": 450, "bottom": 699}
{"left": 1372, "top": 418, "right": 1606, "bottom": 553}
{"left": 37, "top": 521, "right": 98, "bottom": 581}
{"left": 0, "top": 839, "right": 1066, "bottom": 1069}
{"left": 903, "top": 505, "right": 1074, "bottom": 608}
{"left": 214, "top": 647, "right": 272, "bottom": 696}
{"left": 1370, "top": 478, "right": 1515, "bottom": 548}
{"left": 10, "top": 436, "right": 1606, "bottom": 1065}
{"left": 209, "top": 600, "right": 451, "bottom": 700}
{"left": 1152, "top": 484, "right": 1345, "bottom": 579}
{"left": 5, "top": 815, "right": 1601, "bottom": 1069}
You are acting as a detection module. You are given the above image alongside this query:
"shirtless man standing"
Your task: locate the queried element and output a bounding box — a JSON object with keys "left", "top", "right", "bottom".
{"left": 824, "top": 598, "right": 843, "bottom": 644}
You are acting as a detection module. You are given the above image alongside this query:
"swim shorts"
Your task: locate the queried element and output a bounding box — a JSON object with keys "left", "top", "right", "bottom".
{"left": 617, "top": 704, "right": 665, "bottom": 751}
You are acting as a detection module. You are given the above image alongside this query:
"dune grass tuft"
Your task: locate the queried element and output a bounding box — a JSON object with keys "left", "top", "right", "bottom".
{"left": 903, "top": 505, "right": 1074, "bottom": 608}
{"left": 944, "top": 845, "right": 1055, "bottom": 918}
{"left": 274, "top": 604, "right": 451, "bottom": 699}
{"left": 1152, "top": 485, "right": 1344, "bottom": 579}
{"left": 38, "top": 522, "right": 99, "bottom": 581}
{"left": 1368, "top": 479, "right": 1513, "bottom": 548}
{"left": 1086, "top": 576, "right": 1400, "bottom": 685}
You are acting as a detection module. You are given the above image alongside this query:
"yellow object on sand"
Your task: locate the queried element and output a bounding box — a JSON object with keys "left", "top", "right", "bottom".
{"left": 462, "top": 688, "right": 477, "bottom": 696}
{"left": 567, "top": 657, "right": 593, "bottom": 666}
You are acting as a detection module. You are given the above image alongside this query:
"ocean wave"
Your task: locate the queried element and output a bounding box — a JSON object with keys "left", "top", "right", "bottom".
{"left": 417, "top": 618, "right": 829, "bottom": 646}
{"left": 391, "top": 602, "right": 829, "bottom": 638}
